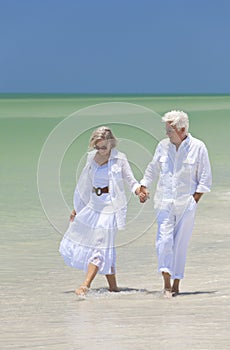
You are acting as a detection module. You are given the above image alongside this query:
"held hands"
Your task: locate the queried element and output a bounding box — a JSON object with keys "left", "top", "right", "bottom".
{"left": 70, "top": 209, "right": 76, "bottom": 221}
{"left": 135, "top": 186, "right": 150, "bottom": 203}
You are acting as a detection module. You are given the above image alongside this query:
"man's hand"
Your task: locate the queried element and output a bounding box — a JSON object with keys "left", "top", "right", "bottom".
{"left": 193, "top": 192, "right": 203, "bottom": 203}
{"left": 139, "top": 185, "right": 150, "bottom": 203}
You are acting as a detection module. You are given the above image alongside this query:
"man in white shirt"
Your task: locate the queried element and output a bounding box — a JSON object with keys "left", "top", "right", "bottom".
{"left": 140, "top": 110, "right": 212, "bottom": 297}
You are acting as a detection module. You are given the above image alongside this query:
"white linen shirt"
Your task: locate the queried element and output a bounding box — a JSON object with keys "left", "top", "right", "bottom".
{"left": 140, "top": 134, "right": 212, "bottom": 209}
{"left": 74, "top": 148, "right": 139, "bottom": 230}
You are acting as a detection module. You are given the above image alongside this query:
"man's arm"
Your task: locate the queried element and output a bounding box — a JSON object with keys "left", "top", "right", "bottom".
{"left": 140, "top": 144, "right": 161, "bottom": 188}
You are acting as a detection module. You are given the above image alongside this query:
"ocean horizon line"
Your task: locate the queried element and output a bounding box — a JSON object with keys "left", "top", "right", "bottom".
{"left": 0, "top": 92, "right": 230, "bottom": 99}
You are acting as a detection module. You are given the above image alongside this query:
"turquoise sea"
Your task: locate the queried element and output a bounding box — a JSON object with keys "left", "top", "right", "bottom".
{"left": 1, "top": 94, "right": 230, "bottom": 349}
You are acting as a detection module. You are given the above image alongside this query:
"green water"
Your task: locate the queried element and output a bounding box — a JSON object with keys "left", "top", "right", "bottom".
{"left": 1, "top": 94, "right": 229, "bottom": 192}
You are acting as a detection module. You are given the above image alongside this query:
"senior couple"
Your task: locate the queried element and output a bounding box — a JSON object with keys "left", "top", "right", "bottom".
{"left": 59, "top": 110, "right": 212, "bottom": 298}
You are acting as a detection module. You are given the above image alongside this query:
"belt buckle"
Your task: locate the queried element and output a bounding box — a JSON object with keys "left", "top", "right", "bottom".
{"left": 95, "top": 187, "right": 102, "bottom": 196}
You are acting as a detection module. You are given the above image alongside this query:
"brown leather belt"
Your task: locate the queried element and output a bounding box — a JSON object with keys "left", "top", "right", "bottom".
{"left": 93, "top": 186, "right": 109, "bottom": 196}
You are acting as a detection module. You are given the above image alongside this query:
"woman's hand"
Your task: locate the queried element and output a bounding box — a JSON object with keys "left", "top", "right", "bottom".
{"left": 135, "top": 186, "right": 149, "bottom": 203}
{"left": 70, "top": 209, "right": 76, "bottom": 221}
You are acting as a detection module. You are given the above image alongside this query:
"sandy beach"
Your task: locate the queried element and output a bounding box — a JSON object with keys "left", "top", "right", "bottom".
{"left": 1, "top": 191, "right": 229, "bottom": 350}
{"left": 1, "top": 95, "right": 229, "bottom": 349}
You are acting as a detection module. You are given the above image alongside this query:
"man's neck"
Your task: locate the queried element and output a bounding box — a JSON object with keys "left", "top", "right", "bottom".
{"left": 173, "top": 134, "right": 188, "bottom": 151}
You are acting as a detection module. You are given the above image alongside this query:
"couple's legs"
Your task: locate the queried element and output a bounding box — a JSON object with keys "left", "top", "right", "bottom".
{"left": 75, "top": 263, "right": 119, "bottom": 295}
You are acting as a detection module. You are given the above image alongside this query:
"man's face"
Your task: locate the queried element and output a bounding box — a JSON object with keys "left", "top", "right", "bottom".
{"left": 165, "top": 122, "right": 185, "bottom": 145}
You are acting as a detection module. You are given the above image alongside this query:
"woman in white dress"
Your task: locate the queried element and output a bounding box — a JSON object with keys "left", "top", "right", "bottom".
{"left": 59, "top": 126, "right": 141, "bottom": 296}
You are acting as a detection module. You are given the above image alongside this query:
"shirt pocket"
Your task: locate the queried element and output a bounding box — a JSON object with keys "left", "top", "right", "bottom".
{"left": 183, "top": 157, "right": 196, "bottom": 175}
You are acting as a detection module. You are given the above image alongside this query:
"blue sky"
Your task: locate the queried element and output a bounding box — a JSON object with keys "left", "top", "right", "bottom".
{"left": 0, "top": 0, "right": 229, "bottom": 94}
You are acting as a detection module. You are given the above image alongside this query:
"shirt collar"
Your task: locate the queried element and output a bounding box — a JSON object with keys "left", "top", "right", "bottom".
{"left": 169, "top": 133, "right": 191, "bottom": 151}
{"left": 109, "top": 148, "right": 119, "bottom": 159}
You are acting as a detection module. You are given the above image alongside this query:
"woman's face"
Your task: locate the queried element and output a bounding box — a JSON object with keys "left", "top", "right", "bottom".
{"left": 94, "top": 139, "right": 111, "bottom": 156}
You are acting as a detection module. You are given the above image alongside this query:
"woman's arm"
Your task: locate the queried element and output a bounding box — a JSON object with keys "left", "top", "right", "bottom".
{"left": 122, "top": 154, "right": 140, "bottom": 194}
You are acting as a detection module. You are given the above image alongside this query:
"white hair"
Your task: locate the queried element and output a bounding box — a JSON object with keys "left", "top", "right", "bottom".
{"left": 162, "top": 110, "right": 189, "bottom": 133}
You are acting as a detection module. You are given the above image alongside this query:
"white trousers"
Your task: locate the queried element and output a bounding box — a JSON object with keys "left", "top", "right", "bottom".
{"left": 156, "top": 196, "right": 197, "bottom": 279}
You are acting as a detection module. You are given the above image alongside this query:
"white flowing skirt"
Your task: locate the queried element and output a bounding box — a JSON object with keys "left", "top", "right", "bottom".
{"left": 59, "top": 193, "right": 118, "bottom": 275}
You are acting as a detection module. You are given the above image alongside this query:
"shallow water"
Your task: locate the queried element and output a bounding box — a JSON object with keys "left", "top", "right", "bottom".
{"left": 0, "top": 95, "right": 230, "bottom": 349}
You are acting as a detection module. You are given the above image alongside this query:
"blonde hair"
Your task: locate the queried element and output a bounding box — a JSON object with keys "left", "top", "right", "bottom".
{"left": 89, "top": 126, "right": 117, "bottom": 149}
{"left": 162, "top": 110, "right": 189, "bottom": 133}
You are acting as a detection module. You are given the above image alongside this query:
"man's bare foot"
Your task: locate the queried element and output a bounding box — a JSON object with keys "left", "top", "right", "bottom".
{"left": 163, "top": 288, "right": 172, "bottom": 298}
{"left": 172, "top": 279, "right": 180, "bottom": 296}
{"left": 75, "top": 285, "right": 89, "bottom": 296}
{"left": 172, "top": 289, "right": 179, "bottom": 297}
{"left": 106, "top": 273, "right": 119, "bottom": 292}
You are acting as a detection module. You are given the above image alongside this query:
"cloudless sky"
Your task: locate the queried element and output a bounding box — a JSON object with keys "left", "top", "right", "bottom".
{"left": 0, "top": 0, "right": 229, "bottom": 94}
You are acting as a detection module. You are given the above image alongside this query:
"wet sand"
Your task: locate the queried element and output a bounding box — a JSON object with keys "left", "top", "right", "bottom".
{"left": 1, "top": 190, "right": 229, "bottom": 350}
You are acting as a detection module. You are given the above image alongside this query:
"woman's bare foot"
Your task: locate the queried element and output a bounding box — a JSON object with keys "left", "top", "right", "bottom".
{"left": 106, "top": 273, "right": 120, "bottom": 292}
{"left": 75, "top": 285, "right": 89, "bottom": 296}
{"left": 108, "top": 287, "right": 120, "bottom": 292}
{"left": 75, "top": 263, "right": 98, "bottom": 296}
